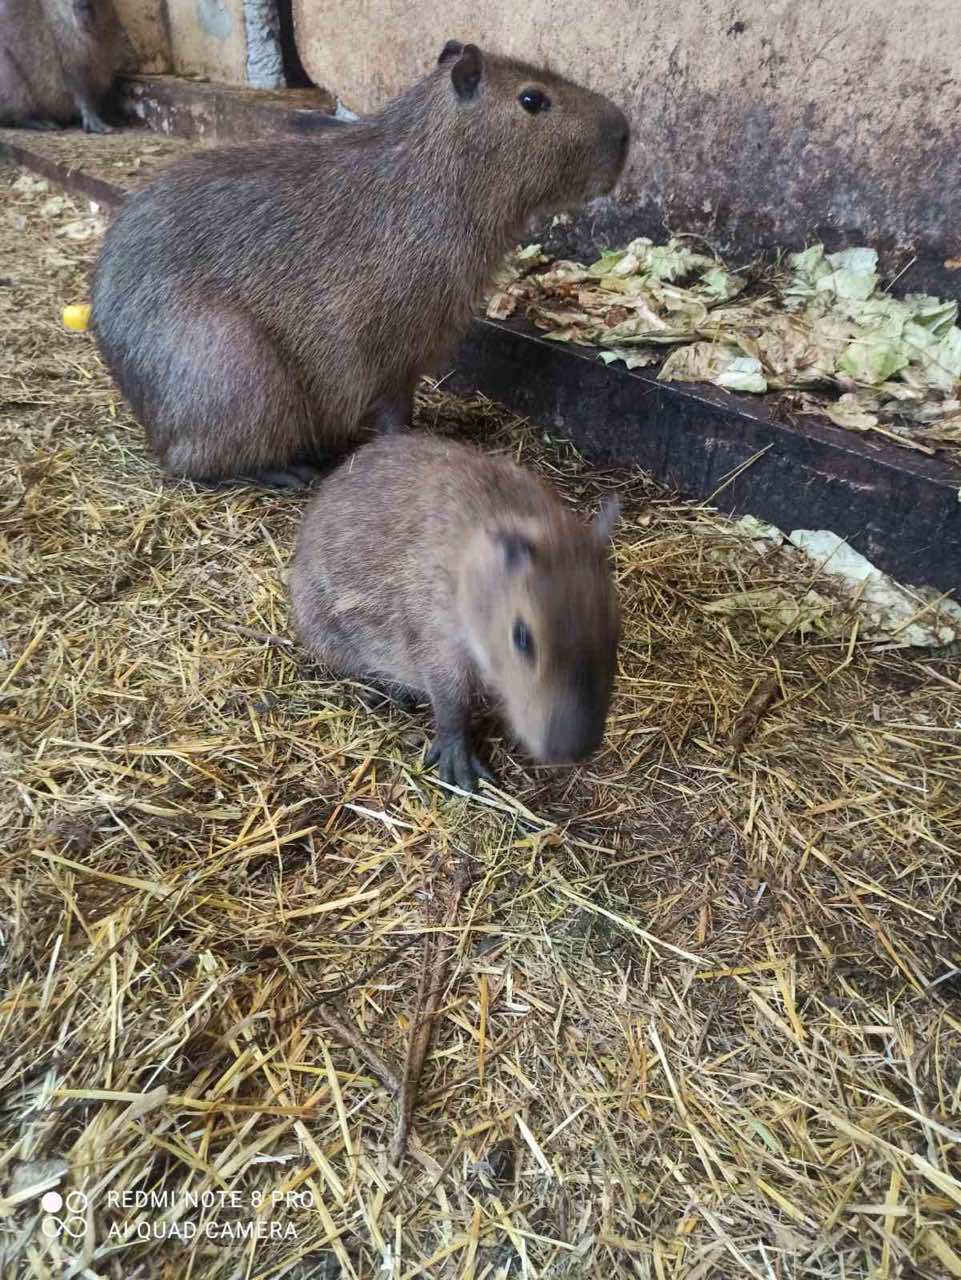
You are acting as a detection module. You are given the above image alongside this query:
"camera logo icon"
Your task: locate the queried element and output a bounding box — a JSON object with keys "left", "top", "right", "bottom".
{"left": 40, "top": 1190, "right": 88, "bottom": 1240}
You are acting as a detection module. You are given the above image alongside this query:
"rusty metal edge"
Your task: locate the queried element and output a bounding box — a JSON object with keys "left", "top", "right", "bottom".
{"left": 0, "top": 138, "right": 125, "bottom": 209}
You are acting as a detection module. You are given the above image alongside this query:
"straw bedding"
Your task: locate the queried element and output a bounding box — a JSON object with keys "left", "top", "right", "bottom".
{"left": 1, "top": 167, "right": 960, "bottom": 1280}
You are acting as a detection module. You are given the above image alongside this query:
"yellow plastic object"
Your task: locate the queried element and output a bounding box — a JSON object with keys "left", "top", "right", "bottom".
{"left": 63, "top": 304, "right": 91, "bottom": 332}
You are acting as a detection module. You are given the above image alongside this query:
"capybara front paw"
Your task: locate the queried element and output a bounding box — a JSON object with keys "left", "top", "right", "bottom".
{"left": 424, "top": 736, "right": 494, "bottom": 792}
{"left": 253, "top": 465, "right": 323, "bottom": 489}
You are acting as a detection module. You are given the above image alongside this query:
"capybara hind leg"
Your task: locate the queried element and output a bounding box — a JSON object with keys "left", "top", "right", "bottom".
{"left": 80, "top": 104, "right": 112, "bottom": 134}
{"left": 363, "top": 384, "right": 415, "bottom": 436}
{"left": 355, "top": 678, "right": 424, "bottom": 711}
{"left": 141, "top": 301, "right": 315, "bottom": 482}
{"left": 251, "top": 464, "right": 325, "bottom": 490}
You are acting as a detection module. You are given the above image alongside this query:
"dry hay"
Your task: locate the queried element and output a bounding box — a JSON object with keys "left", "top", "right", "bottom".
{"left": 1, "top": 166, "right": 960, "bottom": 1280}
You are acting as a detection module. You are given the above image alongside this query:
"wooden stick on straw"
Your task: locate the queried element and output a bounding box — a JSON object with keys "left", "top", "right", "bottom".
{"left": 730, "top": 674, "right": 780, "bottom": 758}
{"left": 313, "top": 1004, "right": 401, "bottom": 1094}
{"left": 391, "top": 862, "right": 471, "bottom": 1164}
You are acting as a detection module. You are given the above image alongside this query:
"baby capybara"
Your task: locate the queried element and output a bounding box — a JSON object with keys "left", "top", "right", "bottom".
{"left": 90, "top": 41, "right": 630, "bottom": 486}
{"left": 290, "top": 434, "right": 620, "bottom": 790}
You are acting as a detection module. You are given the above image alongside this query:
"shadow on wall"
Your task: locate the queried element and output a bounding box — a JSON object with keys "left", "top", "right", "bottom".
{"left": 276, "top": 0, "right": 312, "bottom": 86}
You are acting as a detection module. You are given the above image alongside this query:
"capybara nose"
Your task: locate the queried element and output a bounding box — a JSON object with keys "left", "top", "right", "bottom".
{"left": 543, "top": 709, "right": 604, "bottom": 765}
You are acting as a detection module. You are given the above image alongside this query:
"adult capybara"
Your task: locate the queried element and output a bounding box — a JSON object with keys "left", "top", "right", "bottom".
{"left": 90, "top": 41, "right": 630, "bottom": 486}
{"left": 290, "top": 434, "right": 621, "bottom": 790}
{"left": 0, "top": 0, "right": 128, "bottom": 132}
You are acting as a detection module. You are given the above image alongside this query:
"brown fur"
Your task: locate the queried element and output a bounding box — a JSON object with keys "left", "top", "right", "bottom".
{"left": 0, "top": 0, "right": 128, "bottom": 132}
{"left": 289, "top": 434, "right": 620, "bottom": 789}
{"left": 90, "top": 42, "right": 630, "bottom": 486}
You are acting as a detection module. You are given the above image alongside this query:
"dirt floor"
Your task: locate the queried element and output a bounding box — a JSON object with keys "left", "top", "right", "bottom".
{"left": 1, "top": 164, "right": 960, "bottom": 1280}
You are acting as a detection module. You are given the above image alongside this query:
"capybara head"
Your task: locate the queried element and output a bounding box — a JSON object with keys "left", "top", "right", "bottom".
{"left": 428, "top": 40, "right": 630, "bottom": 219}
{"left": 458, "top": 497, "right": 621, "bottom": 765}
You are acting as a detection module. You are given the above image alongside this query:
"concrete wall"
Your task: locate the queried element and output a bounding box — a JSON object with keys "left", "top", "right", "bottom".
{"left": 113, "top": 0, "right": 172, "bottom": 71}
{"left": 291, "top": 0, "right": 961, "bottom": 280}
{"left": 113, "top": 0, "right": 250, "bottom": 82}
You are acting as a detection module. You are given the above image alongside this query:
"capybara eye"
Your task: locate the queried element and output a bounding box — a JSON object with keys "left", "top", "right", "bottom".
{"left": 519, "top": 89, "right": 550, "bottom": 114}
{"left": 513, "top": 619, "right": 535, "bottom": 657}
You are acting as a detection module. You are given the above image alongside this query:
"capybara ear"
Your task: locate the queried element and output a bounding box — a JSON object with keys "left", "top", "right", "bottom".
{"left": 493, "top": 530, "right": 536, "bottom": 572}
{"left": 72, "top": 0, "right": 97, "bottom": 33}
{"left": 438, "top": 40, "right": 464, "bottom": 65}
{"left": 592, "top": 493, "right": 621, "bottom": 544}
{"left": 450, "top": 44, "right": 483, "bottom": 99}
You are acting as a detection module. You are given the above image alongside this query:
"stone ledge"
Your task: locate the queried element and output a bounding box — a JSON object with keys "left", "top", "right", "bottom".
{"left": 118, "top": 74, "right": 336, "bottom": 143}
